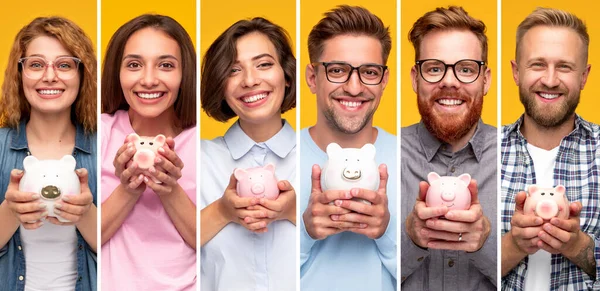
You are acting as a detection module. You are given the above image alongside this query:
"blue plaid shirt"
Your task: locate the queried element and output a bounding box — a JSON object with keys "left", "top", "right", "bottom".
{"left": 501, "top": 115, "right": 600, "bottom": 291}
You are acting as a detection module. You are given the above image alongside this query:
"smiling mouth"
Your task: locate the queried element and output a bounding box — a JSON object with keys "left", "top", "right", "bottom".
{"left": 436, "top": 99, "right": 464, "bottom": 106}
{"left": 538, "top": 92, "right": 561, "bottom": 100}
{"left": 136, "top": 92, "right": 164, "bottom": 99}
{"left": 242, "top": 92, "right": 268, "bottom": 103}
{"left": 37, "top": 89, "right": 64, "bottom": 95}
{"left": 445, "top": 203, "right": 455, "bottom": 208}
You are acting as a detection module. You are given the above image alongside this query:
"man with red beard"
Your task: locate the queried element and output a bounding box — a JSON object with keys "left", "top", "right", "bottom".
{"left": 501, "top": 8, "right": 600, "bottom": 290}
{"left": 401, "top": 6, "right": 497, "bottom": 290}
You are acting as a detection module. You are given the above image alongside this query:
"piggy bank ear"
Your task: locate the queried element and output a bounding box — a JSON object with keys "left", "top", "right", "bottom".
{"left": 154, "top": 134, "right": 166, "bottom": 146}
{"left": 127, "top": 133, "right": 141, "bottom": 143}
{"left": 360, "top": 143, "right": 376, "bottom": 159}
{"left": 528, "top": 185, "right": 539, "bottom": 195}
{"left": 264, "top": 163, "right": 276, "bottom": 174}
{"left": 326, "top": 143, "right": 342, "bottom": 158}
{"left": 233, "top": 168, "right": 247, "bottom": 180}
{"left": 23, "top": 156, "right": 39, "bottom": 171}
{"left": 555, "top": 185, "right": 566, "bottom": 195}
{"left": 427, "top": 172, "right": 441, "bottom": 183}
{"left": 458, "top": 173, "right": 471, "bottom": 185}
{"left": 60, "top": 155, "right": 77, "bottom": 171}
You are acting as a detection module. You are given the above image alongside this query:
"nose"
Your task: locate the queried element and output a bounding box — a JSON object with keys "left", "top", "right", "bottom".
{"left": 41, "top": 63, "right": 58, "bottom": 83}
{"left": 540, "top": 66, "right": 560, "bottom": 88}
{"left": 438, "top": 68, "right": 461, "bottom": 89}
{"left": 441, "top": 191, "right": 455, "bottom": 202}
{"left": 241, "top": 68, "right": 260, "bottom": 88}
{"left": 140, "top": 66, "right": 159, "bottom": 87}
{"left": 343, "top": 69, "right": 363, "bottom": 95}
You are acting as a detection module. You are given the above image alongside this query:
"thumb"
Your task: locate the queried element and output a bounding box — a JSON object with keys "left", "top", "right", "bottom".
{"left": 311, "top": 164, "right": 322, "bottom": 193}
{"left": 377, "top": 164, "right": 388, "bottom": 194}
{"left": 417, "top": 181, "right": 429, "bottom": 202}
{"left": 76, "top": 168, "right": 91, "bottom": 193}
{"left": 278, "top": 180, "right": 293, "bottom": 192}
{"left": 569, "top": 201, "right": 583, "bottom": 217}
{"left": 514, "top": 191, "right": 527, "bottom": 212}
{"left": 226, "top": 174, "right": 237, "bottom": 191}
{"left": 468, "top": 179, "right": 480, "bottom": 204}
{"left": 8, "top": 169, "right": 24, "bottom": 190}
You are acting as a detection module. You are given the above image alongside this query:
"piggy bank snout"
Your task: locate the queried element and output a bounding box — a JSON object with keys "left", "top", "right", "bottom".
{"left": 535, "top": 200, "right": 559, "bottom": 220}
{"left": 342, "top": 166, "right": 361, "bottom": 181}
{"left": 251, "top": 183, "right": 265, "bottom": 194}
{"left": 134, "top": 149, "right": 156, "bottom": 169}
{"left": 41, "top": 185, "right": 61, "bottom": 199}
{"left": 441, "top": 190, "right": 456, "bottom": 202}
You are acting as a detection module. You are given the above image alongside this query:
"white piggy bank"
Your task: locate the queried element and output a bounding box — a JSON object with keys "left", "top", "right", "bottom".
{"left": 321, "top": 143, "right": 379, "bottom": 205}
{"left": 19, "top": 155, "right": 80, "bottom": 223}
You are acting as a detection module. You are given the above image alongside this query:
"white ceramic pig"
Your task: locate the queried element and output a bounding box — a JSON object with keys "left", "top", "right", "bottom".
{"left": 524, "top": 185, "right": 569, "bottom": 220}
{"left": 19, "top": 155, "right": 80, "bottom": 223}
{"left": 321, "top": 143, "right": 379, "bottom": 205}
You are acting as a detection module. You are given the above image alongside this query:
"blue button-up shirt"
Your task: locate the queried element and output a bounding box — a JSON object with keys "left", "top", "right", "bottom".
{"left": 0, "top": 120, "right": 97, "bottom": 291}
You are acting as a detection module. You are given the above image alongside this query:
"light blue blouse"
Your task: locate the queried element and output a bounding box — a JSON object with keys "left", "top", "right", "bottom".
{"left": 200, "top": 120, "right": 296, "bottom": 291}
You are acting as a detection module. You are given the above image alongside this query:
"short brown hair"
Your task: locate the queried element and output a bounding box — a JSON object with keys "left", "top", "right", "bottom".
{"left": 308, "top": 5, "right": 391, "bottom": 64}
{"left": 516, "top": 7, "right": 588, "bottom": 62}
{"left": 1, "top": 16, "right": 97, "bottom": 132}
{"left": 201, "top": 17, "right": 296, "bottom": 122}
{"left": 102, "top": 14, "right": 196, "bottom": 129}
{"left": 409, "top": 6, "right": 488, "bottom": 63}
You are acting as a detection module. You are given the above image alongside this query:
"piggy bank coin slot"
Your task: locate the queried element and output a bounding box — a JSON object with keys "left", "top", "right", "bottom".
{"left": 41, "top": 185, "right": 61, "bottom": 200}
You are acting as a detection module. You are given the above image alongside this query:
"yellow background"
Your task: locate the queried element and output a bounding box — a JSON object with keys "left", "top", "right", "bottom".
{"left": 401, "top": 0, "right": 497, "bottom": 127}
{"left": 200, "top": 0, "right": 296, "bottom": 139}
{"left": 0, "top": 0, "right": 97, "bottom": 102}
{"left": 101, "top": 0, "right": 196, "bottom": 76}
{"left": 502, "top": 0, "right": 600, "bottom": 125}
{"left": 300, "top": 0, "right": 397, "bottom": 134}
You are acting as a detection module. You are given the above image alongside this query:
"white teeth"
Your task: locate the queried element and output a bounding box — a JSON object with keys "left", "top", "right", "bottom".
{"left": 339, "top": 100, "right": 362, "bottom": 108}
{"left": 242, "top": 93, "right": 267, "bottom": 103}
{"left": 137, "top": 92, "right": 163, "bottom": 99}
{"left": 37, "top": 89, "right": 63, "bottom": 95}
{"left": 437, "top": 99, "right": 464, "bottom": 106}
{"left": 539, "top": 93, "right": 560, "bottom": 99}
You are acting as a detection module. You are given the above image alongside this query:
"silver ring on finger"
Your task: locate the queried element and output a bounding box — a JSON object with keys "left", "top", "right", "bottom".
{"left": 458, "top": 232, "right": 463, "bottom": 242}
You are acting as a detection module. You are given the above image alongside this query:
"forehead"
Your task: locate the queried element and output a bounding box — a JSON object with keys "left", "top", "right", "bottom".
{"left": 123, "top": 28, "right": 181, "bottom": 57}
{"left": 518, "top": 25, "right": 585, "bottom": 63}
{"left": 418, "top": 29, "right": 483, "bottom": 63}
{"left": 320, "top": 34, "right": 384, "bottom": 65}
{"left": 26, "top": 35, "right": 72, "bottom": 58}
{"left": 235, "top": 32, "right": 278, "bottom": 61}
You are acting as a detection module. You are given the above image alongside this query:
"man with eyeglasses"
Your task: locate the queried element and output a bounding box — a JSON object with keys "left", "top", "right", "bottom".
{"left": 401, "top": 6, "right": 497, "bottom": 290}
{"left": 300, "top": 5, "right": 397, "bottom": 291}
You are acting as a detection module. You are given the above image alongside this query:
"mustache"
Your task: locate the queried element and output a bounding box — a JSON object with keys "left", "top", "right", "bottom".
{"left": 330, "top": 90, "right": 374, "bottom": 100}
{"left": 430, "top": 88, "right": 470, "bottom": 101}
{"left": 530, "top": 85, "right": 566, "bottom": 94}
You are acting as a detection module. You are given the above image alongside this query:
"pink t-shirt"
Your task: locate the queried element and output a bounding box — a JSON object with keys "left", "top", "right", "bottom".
{"left": 101, "top": 110, "right": 196, "bottom": 290}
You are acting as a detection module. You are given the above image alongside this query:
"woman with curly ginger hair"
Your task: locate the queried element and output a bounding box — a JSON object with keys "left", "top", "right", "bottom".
{"left": 0, "top": 17, "right": 97, "bottom": 291}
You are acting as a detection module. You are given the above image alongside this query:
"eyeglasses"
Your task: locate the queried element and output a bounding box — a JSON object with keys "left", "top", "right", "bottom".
{"left": 18, "top": 56, "right": 82, "bottom": 80}
{"left": 312, "top": 62, "right": 388, "bottom": 85}
{"left": 416, "top": 59, "right": 485, "bottom": 84}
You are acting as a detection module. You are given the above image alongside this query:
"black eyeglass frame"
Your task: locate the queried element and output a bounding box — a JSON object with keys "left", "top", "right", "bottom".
{"left": 312, "top": 61, "right": 388, "bottom": 85}
{"left": 415, "top": 58, "right": 486, "bottom": 84}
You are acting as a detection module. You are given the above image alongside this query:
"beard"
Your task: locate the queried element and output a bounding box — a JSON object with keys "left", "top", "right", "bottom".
{"left": 418, "top": 88, "right": 483, "bottom": 144}
{"left": 519, "top": 85, "right": 579, "bottom": 128}
{"left": 323, "top": 91, "right": 377, "bottom": 135}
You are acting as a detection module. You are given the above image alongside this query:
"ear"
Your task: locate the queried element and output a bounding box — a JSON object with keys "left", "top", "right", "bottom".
{"left": 154, "top": 134, "right": 166, "bottom": 145}
{"left": 60, "top": 155, "right": 77, "bottom": 171}
{"left": 306, "top": 63, "right": 318, "bottom": 94}
{"left": 233, "top": 168, "right": 247, "bottom": 180}
{"left": 326, "top": 143, "right": 342, "bottom": 158}
{"left": 482, "top": 66, "right": 492, "bottom": 96}
{"left": 457, "top": 173, "right": 471, "bottom": 185}
{"left": 580, "top": 64, "right": 591, "bottom": 89}
{"left": 128, "top": 133, "right": 141, "bottom": 143}
{"left": 360, "top": 143, "right": 376, "bottom": 159}
{"left": 555, "top": 185, "right": 566, "bottom": 195}
{"left": 264, "top": 163, "right": 275, "bottom": 174}
{"left": 528, "top": 185, "right": 539, "bottom": 195}
{"left": 23, "top": 156, "right": 39, "bottom": 171}
{"left": 410, "top": 65, "right": 418, "bottom": 94}
{"left": 511, "top": 60, "right": 520, "bottom": 86}
{"left": 380, "top": 68, "right": 389, "bottom": 90}
{"left": 427, "top": 172, "right": 440, "bottom": 183}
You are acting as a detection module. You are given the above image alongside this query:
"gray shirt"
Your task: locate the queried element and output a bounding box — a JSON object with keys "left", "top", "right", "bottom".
{"left": 401, "top": 120, "right": 497, "bottom": 291}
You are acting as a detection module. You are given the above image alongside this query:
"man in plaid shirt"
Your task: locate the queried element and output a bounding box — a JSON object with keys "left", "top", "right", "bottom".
{"left": 501, "top": 8, "right": 600, "bottom": 290}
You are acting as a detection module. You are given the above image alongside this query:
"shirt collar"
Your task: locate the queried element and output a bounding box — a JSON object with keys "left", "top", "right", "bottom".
{"left": 417, "top": 119, "right": 486, "bottom": 162}
{"left": 505, "top": 114, "right": 593, "bottom": 140}
{"left": 224, "top": 119, "right": 295, "bottom": 160}
{"left": 10, "top": 119, "right": 92, "bottom": 154}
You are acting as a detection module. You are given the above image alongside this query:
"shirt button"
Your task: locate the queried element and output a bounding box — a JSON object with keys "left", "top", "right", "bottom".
{"left": 448, "top": 259, "right": 455, "bottom": 267}
{"left": 78, "top": 276, "right": 82, "bottom": 281}
{"left": 18, "top": 245, "right": 22, "bottom": 251}
{"left": 18, "top": 275, "right": 24, "bottom": 281}
{"left": 417, "top": 257, "right": 424, "bottom": 262}
{"left": 450, "top": 166, "right": 456, "bottom": 173}
{"left": 79, "top": 244, "right": 83, "bottom": 250}
{"left": 401, "top": 276, "right": 406, "bottom": 281}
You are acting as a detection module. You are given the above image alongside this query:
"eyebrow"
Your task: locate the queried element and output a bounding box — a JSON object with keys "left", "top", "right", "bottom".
{"left": 234, "top": 53, "right": 275, "bottom": 64}
{"left": 528, "top": 57, "right": 576, "bottom": 66}
{"left": 26, "top": 54, "right": 73, "bottom": 59}
{"left": 122, "top": 54, "right": 179, "bottom": 61}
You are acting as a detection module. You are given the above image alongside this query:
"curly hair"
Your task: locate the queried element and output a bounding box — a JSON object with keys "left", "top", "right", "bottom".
{"left": 0, "top": 16, "right": 97, "bottom": 132}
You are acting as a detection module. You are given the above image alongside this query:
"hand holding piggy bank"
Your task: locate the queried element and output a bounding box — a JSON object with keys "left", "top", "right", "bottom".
{"left": 234, "top": 164, "right": 279, "bottom": 200}
{"left": 19, "top": 155, "right": 80, "bottom": 223}
{"left": 524, "top": 185, "right": 569, "bottom": 220}
{"left": 425, "top": 172, "right": 471, "bottom": 210}
{"left": 321, "top": 143, "right": 379, "bottom": 205}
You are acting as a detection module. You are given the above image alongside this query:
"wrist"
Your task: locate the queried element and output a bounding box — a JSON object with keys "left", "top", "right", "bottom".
{"left": 564, "top": 230, "right": 589, "bottom": 259}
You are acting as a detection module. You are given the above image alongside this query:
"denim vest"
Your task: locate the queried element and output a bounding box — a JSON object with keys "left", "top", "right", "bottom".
{"left": 0, "top": 120, "right": 97, "bottom": 291}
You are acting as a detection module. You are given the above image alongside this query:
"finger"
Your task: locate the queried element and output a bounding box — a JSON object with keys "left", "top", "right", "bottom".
{"left": 230, "top": 195, "right": 259, "bottom": 209}
{"left": 513, "top": 225, "right": 544, "bottom": 239}
{"left": 377, "top": 164, "right": 388, "bottom": 193}
{"left": 114, "top": 144, "right": 136, "bottom": 169}
{"left": 331, "top": 212, "right": 376, "bottom": 225}
{"left": 154, "top": 157, "right": 182, "bottom": 180}
{"left": 157, "top": 146, "right": 184, "bottom": 170}
{"left": 75, "top": 168, "right": 92, "bottom": 194}
{"left": 53, "top": 209, "right": 78, "bottom": 223}
{"left": 414, "top": 203, "right": 448, "bottom": 220}
{"left": 128, "top": 174, "right": 145, "bottom": 189}
{"left": 311, "top": 164, "right": 322, "bottom": 193}
{"left": 515, "top": 191, "right": 527, "bottom": 212}
{"left": 320, "top": 190, "right": 352, "bottom": 204}
{"left": 21, "top": 220, "right": 44, "bottom": 230}
{"left": 13, "top": 201, "right": 47, "bottom": 214}
{"left": 328, "top": 220, "right": 367, "bottom": 229}
{"left": 237, "top": 209, "right": 269, "bottom": 219}
{"left": 46, "top": 216, "right": 70, "bottom": 226}
{"left": 244, "top": 220, "right": 268, "bottom": 231}
{"left": 147, "top": 169, "right": 177, "bottom": 186}
{"left": 7, "top": 169, "right": 25, "bottom": 190}
{"left": 226, "top": 174, "right": 237, "bottom": 191}
{"left": 418, "top": 181, "right": 429, "bottom": 202}
{"left": 258, "top": 197, "right": 285, "bottom": 212}
{"left": 468, "top": 179, "right": 480, "bottom": 204}
{"left": 144, "top": 176, "right": 173, "bottom": 195}
{"left": 6, "top": 189, "right": 39, "bottom": 203}
{"left": 537, "top": 240, "right": 561, "bottom": 254}
{"left": 113, "top": 143, "right": 131, "bottom": 163}
{"left": 426, "top": 218, "right": 470, "bottom": 233}
{"left": 120, "top": 162, "right": 139, "bottom": 184}
{"left": 511, "top": 212, "right": 543, "bottom": 228}
{"left": 17, "top": 211, "right": 48, "bottom": 224}
{"left": 62, "top": 192, "right": 93, "bottom": 207}
{"left": 537, "top": 230, "right": 564, "bottom": 250}
{"left": 569, "top": 201, "right": 583, "bottom": 217}
{"left": 54, "top": 202, "right": 87, "bottom": 216}
{"left": 421, "top": 228, "right": 465, "bottom": 242}
{"left": 277, "top": 180, "right": 294, "bottom": 192}
{"left": 445, "top": 206, "right": 483, "bottom": 223}
{"left": 165, "top": 137, "right": 176, "bottom": 150}
{"left": 541, "top": 223, "right": 571, "bottom": 243}
{"left": 242, "top": 216, "right": 270, "bottom": 224}
{"left": 334, "top": 199, "right": 372, "bottom": 215}
{"left": 427, "top": 240, "right": 470, "bottom": 251}
{"left": 349, "top": 188, "right": 381, "bottom": 205}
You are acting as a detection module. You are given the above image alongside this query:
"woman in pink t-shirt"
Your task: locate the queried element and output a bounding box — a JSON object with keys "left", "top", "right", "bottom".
{"left": 99, "top": 14, "right": 197, "bottom": 291}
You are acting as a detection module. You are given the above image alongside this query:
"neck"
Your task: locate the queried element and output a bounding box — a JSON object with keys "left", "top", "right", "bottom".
{"left": 238, "top": 115, "right": 283, "bottom": 143}
{"left": 521, "top": 114, "right": 576, "bottom": 150}
{"left": 447, "top": 124, "right": 478, "bottom": 153}
{"left": 26, "top": 110, "right": 75, "bottom": 144}
{"left": 310, "top": 117, "right": 378, "bottom": 151}
{"left": 128, "top": 107, "right": 182, "bottom": 137}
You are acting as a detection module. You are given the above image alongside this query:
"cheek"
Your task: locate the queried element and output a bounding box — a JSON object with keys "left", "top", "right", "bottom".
{"left": 119, "top": 71, "right": 137, "bottom": 92}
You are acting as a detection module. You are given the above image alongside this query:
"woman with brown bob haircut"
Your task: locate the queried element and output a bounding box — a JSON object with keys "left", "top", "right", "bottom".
{"left": 200, "top": 17, "right": 296, "bottom": 290}
{"left": 100, "top": 14, "right": 197, "bottom": 291}
{"left": 0, "top": 16, "right": 97, "bottom": 291}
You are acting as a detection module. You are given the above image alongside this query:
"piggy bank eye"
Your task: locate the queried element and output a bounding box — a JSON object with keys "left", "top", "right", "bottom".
{"left": 357, "top": 159, "right": 360, "bottom": 162}
{"left": 56, "top": 175, "right": 58, "bottom": 178}
{"left": 541, "top": 192, "right": 545, "bottom": 196}
{"left": 149, "top": 142, "right": 154, "bottom": 146}
{"left": 345, "top": 159, "right": 348, "bottom": 162}
{"left": 140, "top": 141, "right": 145, "bottom": 145}
{"left": 453, "top": 182, "right": 456, "bottom": 185}
{"left": 43, "top": 175, "right": 46, "bottom": 178}
{"left": 550, "top": 192, "right": 554, "bottom": 196}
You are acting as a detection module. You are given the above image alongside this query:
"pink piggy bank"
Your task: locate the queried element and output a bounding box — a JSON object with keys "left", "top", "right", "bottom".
{"left": 426, "top": 172, "right": 472, "bottom": 210}
{"left": 524, "top": 185, "right": 569, "bottom": 220}
{"left": 127, "top": 133, "right": 166, "bottom": 170}
{"left": 234, "top": 164, "right": 279, "bottom": 200}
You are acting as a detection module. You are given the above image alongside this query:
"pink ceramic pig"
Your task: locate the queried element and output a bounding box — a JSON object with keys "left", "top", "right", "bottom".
{"left": 524, "top": 185, "right": 569, "bottom": 220}
{"left": 234, "top": 164, "right": 279, "bottom": 200}
{"left": 127, "top": 133, "right": 167, "bottom": 170}
{"left": 426, "top": 172, "right": 472, "bottom": 210}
